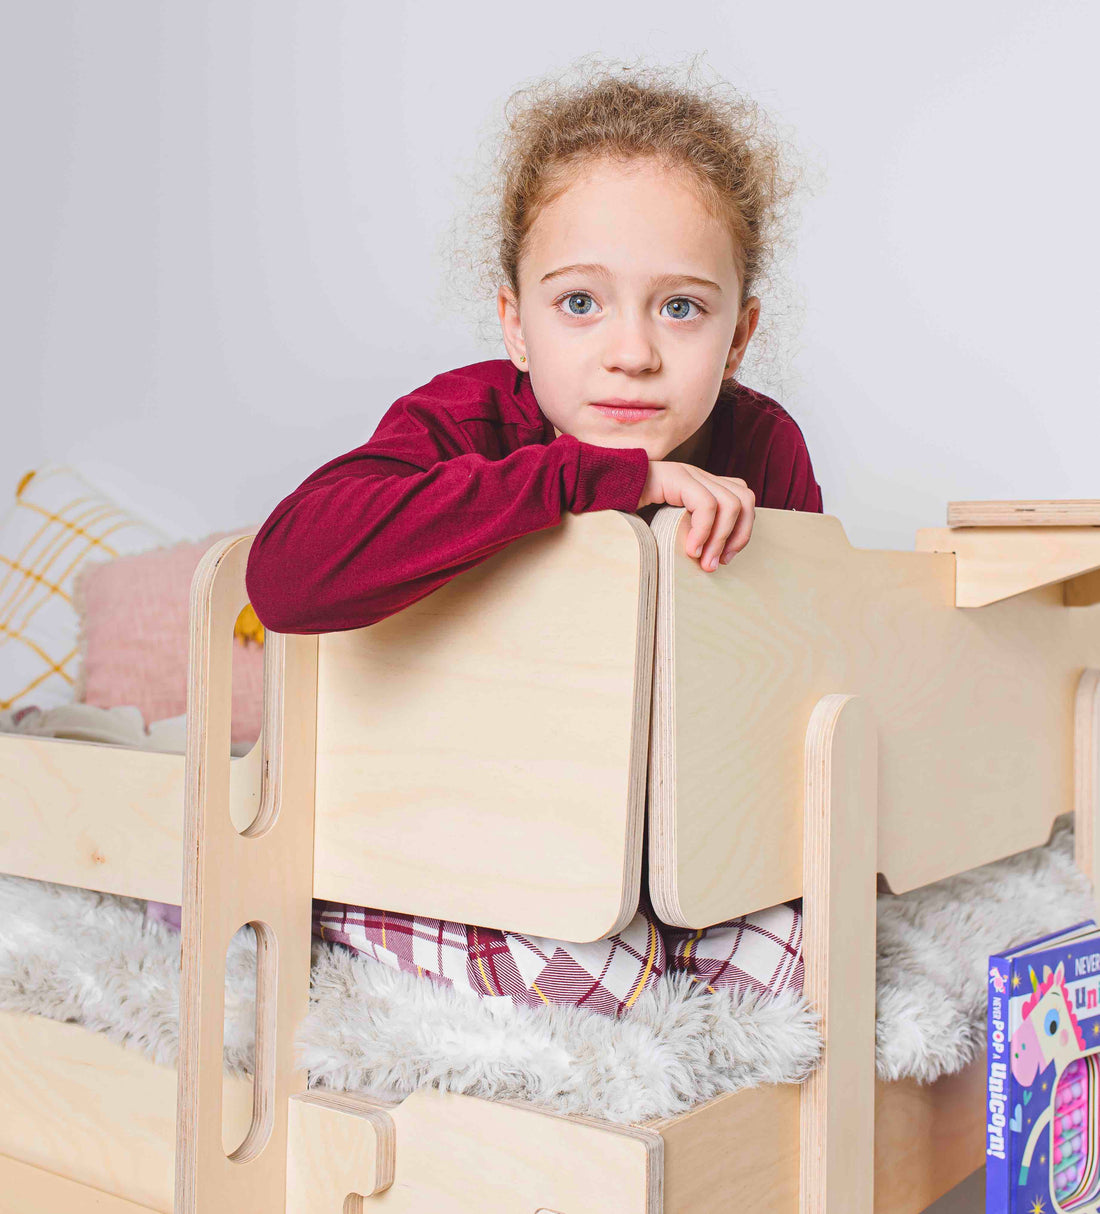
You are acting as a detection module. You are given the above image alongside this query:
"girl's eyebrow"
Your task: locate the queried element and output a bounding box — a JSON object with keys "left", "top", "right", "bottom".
{"left": 540, "top": 262, "right": 722, "bottom": 293}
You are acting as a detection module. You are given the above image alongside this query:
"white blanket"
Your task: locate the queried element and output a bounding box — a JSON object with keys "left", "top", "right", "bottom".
{"left": 0, "top": 702, "right": 254, "bottom": 756}
{"left": 0, "top": 817, "right": 1092, "bottom": 1123}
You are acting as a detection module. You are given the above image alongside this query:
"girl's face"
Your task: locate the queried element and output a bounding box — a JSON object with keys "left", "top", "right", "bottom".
{"left": 498, "top": 156, "right": 760, "bottom": 464}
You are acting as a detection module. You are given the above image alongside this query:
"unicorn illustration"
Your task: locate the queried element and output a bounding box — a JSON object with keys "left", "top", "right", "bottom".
{"left": 1011, "top": 961, "right": 1100, "bottom": 1212}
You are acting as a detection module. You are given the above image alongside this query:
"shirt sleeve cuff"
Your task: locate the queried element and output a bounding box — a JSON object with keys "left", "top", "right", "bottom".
{"left": 570, "top": 441, "right": 650, "bottom": 514}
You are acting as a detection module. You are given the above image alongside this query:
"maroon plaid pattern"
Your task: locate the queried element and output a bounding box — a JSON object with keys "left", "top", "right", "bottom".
{"left": 312, "top": 899, "right": 667, "bottom": 1017}
{"left": 665, "top": 899, "right": 804, "bottom": 998}
{"left": 313, "top": 895, "right": 805, "bottom": 1017}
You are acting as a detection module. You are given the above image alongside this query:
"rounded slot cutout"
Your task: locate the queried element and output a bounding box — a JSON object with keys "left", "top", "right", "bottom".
{"left": 222, "top": 920, "right": 279, "bottom": 1163}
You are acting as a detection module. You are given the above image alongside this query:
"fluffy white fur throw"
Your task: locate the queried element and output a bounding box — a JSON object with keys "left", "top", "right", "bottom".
{"left": 0, "top": 817, "right": 1092, "bottom": 1124}
{"left": 875, "top": 816, "right": 1094, "bottom": 1082}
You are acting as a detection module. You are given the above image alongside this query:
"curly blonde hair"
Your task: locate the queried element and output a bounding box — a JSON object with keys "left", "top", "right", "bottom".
{"left": 444, "top": 54, "right": 808, "bottom": 384}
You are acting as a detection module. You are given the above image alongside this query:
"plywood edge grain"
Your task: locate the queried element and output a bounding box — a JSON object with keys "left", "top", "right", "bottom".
{"left": 611, "top": 511, "right": 659, "bottom": 938}
{"left": 647, "top": 504, "right": 682, "bottom": 926}
{"left": 800, "top": 695, "right": 877, "bottom": 1214}
{"left": 948, "top": 500, "right": 1100, "bottom": 528}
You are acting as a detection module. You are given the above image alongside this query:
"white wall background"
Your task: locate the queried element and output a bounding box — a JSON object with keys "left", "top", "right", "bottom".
{"left": 4, "top": 1, "right": 1097, "bottom": 550}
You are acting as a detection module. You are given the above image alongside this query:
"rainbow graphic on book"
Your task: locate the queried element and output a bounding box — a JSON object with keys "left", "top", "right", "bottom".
{"left": 1053, "top": 1054, "right": 1100, "bottom": 1209}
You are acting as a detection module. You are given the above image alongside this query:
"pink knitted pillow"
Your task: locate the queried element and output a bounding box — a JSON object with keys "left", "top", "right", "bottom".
{"left": 74, "top": 532, "right": 264, "bottom": 746}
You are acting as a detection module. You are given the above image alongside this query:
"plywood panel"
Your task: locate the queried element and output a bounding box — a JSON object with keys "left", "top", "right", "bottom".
{"left": 0, "top": 703, "right": 262, "bottom": 903}
{"left": 0, "top": 1154, "right": 159, "bottom": 1213}
{"left": 873, "top": 1062, "right": 987, "bottom": 1214}
{"left": 918, "top": 525, "right": 1100, "bottom": 607}
{"left": 367, "top": 1090, "right": 659, "bottom": 1213}
{"left": 287, "top": 1092, "right": 396, "bottom": 1210}
{"left": 0, "top": 1010, "right": 252, "bottom": 1213}
{"left": 654, "top": 1062, "right": 985, "bottom": 1214}
{"left": 655, "top": 1083, "right": 799, "bottom": 1214}
{"left": 0, "top": 736, "right": 181, "bottom": 903}
{"left": 312, "top": 510, "right": 657, "bottom": 942}
{"left": 288, "top": 1086, "right": 662, "bottom": 1214}
{"left": 649, "top": 507, "right": 1100, "bottom": 928}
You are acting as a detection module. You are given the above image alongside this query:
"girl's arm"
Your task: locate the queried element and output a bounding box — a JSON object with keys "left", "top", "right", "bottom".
{"left": 245, "top": 401, "right": 650, "bottom": 634}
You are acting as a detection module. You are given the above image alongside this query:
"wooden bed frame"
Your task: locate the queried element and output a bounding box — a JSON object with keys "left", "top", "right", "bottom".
{"left": 1, "top": 499, "right": 1099, "bottom": 1213}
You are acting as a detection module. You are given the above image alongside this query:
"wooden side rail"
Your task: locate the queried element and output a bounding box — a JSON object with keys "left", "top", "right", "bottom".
{"left": 0, "top": 684, "right": 263, "bottom": 905}
{"left": 175, "top": 534, "right": 319, "bottom": 1214}
{"left": 310, "top": 509, "right": 656, "bottom": 943}
{"left": 648, "top": 506, "right": 1100, "bottom": 929}
{"left": 800, "top": 695, "right": 877, "bottom": 1214}
{"left": 286, "top": 1089, "right": 660, "bottom": 1213}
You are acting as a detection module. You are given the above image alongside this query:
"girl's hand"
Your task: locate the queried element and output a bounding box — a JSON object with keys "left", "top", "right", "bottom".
{"left": 638, "top": 462, "right": 756, "bottom": 570}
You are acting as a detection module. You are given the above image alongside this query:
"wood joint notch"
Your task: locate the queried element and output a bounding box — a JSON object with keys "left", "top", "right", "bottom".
{"left": 287, "top": 1093, "right": 396, "bottom": 1210}
{"left": 917, "top": 500, "right": 1100, "bottom": 608}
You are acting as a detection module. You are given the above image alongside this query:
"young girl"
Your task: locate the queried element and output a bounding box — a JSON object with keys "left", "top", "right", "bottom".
{"left": 244, "top": 63, "right": 820, "bottom": 1017}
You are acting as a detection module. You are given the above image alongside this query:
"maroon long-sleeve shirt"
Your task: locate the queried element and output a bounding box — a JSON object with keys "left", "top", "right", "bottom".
{"left": 245, "top": 359, "right": 823, "bottom": 634}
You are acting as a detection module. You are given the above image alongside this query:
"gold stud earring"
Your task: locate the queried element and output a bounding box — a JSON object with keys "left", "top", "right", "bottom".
{"left": 520, "top": 355, "right": 527, "bottom": 363}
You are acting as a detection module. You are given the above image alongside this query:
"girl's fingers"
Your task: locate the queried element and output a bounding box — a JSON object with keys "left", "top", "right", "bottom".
{"left": 680, "top": 478, "right": 719, "bottom": 561}
{"left": 719, "top": 486, "right": 756, "bottom": 563}
{"left": 659, "top": 465, "right": 757, "bottom": 571}
{"left": 683, "top": 470, "right": 742, "bottom": 571}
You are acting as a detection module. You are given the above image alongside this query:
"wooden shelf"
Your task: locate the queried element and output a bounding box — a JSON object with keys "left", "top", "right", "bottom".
{"left": 948, "top": 499, "right": 1100, "bottom": 528}
{"left": 921, "top": 501, "right": 1100, "bottom": 606}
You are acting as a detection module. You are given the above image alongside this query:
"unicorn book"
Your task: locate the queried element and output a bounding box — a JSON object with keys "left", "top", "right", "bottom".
{"left": 988, "top": 920, "right": 1100, "bottom": 1214}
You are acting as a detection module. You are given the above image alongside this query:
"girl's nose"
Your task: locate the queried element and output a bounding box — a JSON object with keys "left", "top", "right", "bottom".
{"left": 601, "top": 320, "right": 661, "bottom": 376}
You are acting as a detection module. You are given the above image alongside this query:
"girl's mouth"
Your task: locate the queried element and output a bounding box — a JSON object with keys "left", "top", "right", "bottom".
{"left": 589, "top": 401, "right": 665, "bottom": 423}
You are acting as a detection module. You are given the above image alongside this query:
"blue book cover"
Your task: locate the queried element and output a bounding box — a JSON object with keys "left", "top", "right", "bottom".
{"left": 987, "top": 920, "right": 1100, "bottom": 1214}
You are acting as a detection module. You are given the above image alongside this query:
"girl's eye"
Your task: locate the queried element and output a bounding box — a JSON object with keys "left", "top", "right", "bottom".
{"left": 662, "top": 297, "right": 703, "bottom": 321}
{"left": 555, "top": 293, "right": 705, "bottom": 320}
{"left": 559, "top": 292, "right": 598, "bottom": 317}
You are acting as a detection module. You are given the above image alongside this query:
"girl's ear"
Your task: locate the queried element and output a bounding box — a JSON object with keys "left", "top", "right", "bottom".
{"left": 723, "top": 296, "right": 762, "bottom": 380}
{"left": 497, "top": 285, "right": 527, "bottom": 371}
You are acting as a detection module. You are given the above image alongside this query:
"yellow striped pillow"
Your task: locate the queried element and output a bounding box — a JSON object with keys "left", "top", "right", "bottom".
{"left": 0, "top": 465, "right": 167, "bottom": 711}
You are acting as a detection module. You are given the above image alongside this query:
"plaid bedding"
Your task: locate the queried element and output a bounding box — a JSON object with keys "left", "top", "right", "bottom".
{"left": 312, "top": 900, "right": 667, "bottom": 1016}
{"left": 665, "top": 900, "right": 804, "bottom": 999}
{"left": 312, "top": 896, "right": 805, "bottom": 1016}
